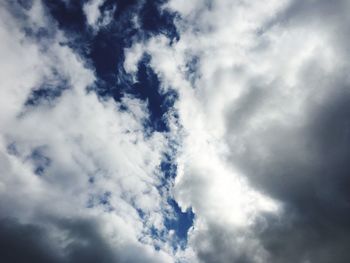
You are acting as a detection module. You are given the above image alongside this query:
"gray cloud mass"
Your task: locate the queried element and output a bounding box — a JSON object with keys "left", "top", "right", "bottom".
{"left": 1, "top": 0, "right": 350, "bottom": 262}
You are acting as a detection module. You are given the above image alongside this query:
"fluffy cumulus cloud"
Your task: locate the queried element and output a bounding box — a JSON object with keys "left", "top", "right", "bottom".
{"left": 2, "top": 0, "right": 350, "bottom": 262}
{"left": 125, "top": 0, "right": 350, "bottom": 262}
{"left": 0, "top": 1, "right": 174, "bottom": 262}
{"left": 83, "top": 0, "right": 115, "bottom": 31}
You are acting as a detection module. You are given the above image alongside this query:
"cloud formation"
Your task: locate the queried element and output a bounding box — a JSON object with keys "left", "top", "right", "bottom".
{"left": 123, "top": 0, "right": 350, "bottom": 262}
{"left": 0, "top": 1, "right": 176, "bottom": 262}
{"left": 2, "top": 0, "right": 350, "bottom": 262}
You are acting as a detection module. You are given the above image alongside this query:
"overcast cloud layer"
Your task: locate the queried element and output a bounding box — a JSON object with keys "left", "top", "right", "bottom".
{"left": 1, "top": 0, "right": 350, "bottom": 262}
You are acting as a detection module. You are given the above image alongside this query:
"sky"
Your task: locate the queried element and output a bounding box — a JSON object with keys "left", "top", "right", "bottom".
{"left": 1, "top": 0, "right": 350, "bottom": 262}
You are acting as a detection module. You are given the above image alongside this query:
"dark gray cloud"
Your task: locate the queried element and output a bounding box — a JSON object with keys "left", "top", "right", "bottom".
{"left": 197, "top": 76, "right": 350, "bottom": 263}
{"left": 0, "top": 216, "right": 168, "bottom": 263}
{"left": 0, "top": 218, "right": 62, "bottom": 263}
{"left": 0, "top": 217, "right": 115, "bottom": 263}
{"left": 223, "top": 2, "right": 350, "bottom": 259}
{"left": 255, "top": 88, "right": 350, "bottom": 263}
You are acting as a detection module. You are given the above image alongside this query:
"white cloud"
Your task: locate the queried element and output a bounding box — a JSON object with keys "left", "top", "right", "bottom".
{"left": 0, "top": 2, "right": 176, "bottom": 262}
{"left": 83, "top": 0, "right": 105, "bottom": 27}
{"left": 123, "top": 0, "right": 350, "bottom": 261}
{"left": 3, "top": 0, "right": 350, "bottom": 262}
{"left": 83, "top": 0, "right": 115, "bottom": 31}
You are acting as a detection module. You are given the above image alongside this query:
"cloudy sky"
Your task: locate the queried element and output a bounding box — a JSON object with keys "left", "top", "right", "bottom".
{"left": 1, "top": 0, "right": 350, "bottom": 262}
